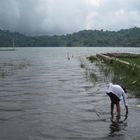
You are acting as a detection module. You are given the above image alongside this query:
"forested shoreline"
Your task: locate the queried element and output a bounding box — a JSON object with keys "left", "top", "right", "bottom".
{"left": 0, "top": 27, "right": 140, "bottom": 47}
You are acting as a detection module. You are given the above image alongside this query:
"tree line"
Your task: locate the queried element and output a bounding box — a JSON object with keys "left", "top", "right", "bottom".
{"left": 0, "top": 27, "right": 140, "bottom": 47}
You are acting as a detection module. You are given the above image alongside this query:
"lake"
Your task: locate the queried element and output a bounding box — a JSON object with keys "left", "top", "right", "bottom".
{"left": 0, "top": 47, "right": 140, "bottom": 140}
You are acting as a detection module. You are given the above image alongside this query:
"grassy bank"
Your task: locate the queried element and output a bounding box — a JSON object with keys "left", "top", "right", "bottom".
{"left": 87, "top": 55, "right": 140, "bottom": 97}
{"left": 117, "top": 56, "right": 140, "bottom": 65}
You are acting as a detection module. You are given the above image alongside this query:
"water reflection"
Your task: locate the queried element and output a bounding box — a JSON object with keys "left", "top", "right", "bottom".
{"left": 109, "top": 116, "right": 128, "bottom": 137}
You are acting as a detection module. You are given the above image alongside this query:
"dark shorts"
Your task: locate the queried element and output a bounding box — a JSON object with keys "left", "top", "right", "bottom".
{"left": 106, "top": 92, "right": 120, "bottom": 104}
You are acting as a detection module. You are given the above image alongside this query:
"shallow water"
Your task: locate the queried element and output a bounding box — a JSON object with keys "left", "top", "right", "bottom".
{"left": 0, "top": 47, "right": 140, "bottom": 140}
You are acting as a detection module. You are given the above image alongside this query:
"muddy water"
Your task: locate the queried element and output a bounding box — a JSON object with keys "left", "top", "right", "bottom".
{"left": 0, "top": 47, "right": 140, "bottom": 140}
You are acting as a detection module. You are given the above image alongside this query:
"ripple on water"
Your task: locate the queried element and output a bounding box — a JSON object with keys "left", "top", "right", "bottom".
{"left": 0, "top": 48, "right": 140, "bottom": 140}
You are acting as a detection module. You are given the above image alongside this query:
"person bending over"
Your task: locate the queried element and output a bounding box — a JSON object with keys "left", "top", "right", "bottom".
{"left": 106, "top": 83, "right": 128, "bottom": 119}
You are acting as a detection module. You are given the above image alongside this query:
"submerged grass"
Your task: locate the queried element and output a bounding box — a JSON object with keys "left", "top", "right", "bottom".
{"left": 132, "top": 136, "right": 140, "bottom": 140}
{"left": 89, "top": 72, "right": 97, "bottom": 82}
{"left": 80, "top": 56, "right": 98, "bottom": 83}
{"left": 85, "top": 71, "right": 97, "bottom": 83}
{"left": 0, "top": 62, "right": 31, "bottom": 79}
{"left": 87, "top": 56, "right": 97, "bottom": 63}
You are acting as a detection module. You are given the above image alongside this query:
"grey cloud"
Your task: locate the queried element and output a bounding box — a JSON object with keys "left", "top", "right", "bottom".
{"left": 0, "top": 0, "right": 140, "bottom": 35}
{"left": 85, "top": 0, "right": 140, "bottom": 31}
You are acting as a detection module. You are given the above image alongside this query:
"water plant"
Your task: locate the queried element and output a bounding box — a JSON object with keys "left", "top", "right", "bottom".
{"left": 89, "top": 72, "right": 97, "bottom": 82}
{"left": 80, "top": 63, "right": 85, "bottom": 68}
{"left": 86, "top": 56, "right": 97, "bottom": 63}
{"left": 132, "top": 136, "right": 140, "bottom": 140}
{"left": 0, "top": 62, "right": 31, "bottom": 79}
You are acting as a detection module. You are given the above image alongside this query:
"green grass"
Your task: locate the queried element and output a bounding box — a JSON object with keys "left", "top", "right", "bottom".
{"left": 105, "top": 60, "right": 140, "bottom": 96}
{"left": 87, "top": 55, "right": 140, "bottom": 97}
{"left": 117, "top": 56, "right": 140, "bottom": 66}
{"left": 87, "top": 56, "right": 97, "bottom": 63}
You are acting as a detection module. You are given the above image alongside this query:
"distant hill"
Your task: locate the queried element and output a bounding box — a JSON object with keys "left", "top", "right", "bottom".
{"left": 0, "top": 27, "right": 140, "bottom": 47}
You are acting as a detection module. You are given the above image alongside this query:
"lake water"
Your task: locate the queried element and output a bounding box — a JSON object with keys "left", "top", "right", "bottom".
{"left": 0, "top": 47, "right": 140, "bottom": 140}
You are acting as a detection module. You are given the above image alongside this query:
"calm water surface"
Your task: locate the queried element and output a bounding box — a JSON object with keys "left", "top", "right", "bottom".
{"left": 0, "top": 47, "right": 140, "bottom": 140}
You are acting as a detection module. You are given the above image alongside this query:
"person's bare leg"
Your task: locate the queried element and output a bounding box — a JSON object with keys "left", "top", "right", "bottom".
{"left": 111, "top": 102, "right": 114, "bottom": 118}
{"left": 116, "top": 103, "right": 121, "bottom": 119}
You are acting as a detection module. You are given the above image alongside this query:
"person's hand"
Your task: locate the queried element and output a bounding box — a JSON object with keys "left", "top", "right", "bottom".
{"left": 124, "top": 113, "right": 128, "bottom": 121}
{"left": 125, "top": 114, "right": 128, "bottom": 118}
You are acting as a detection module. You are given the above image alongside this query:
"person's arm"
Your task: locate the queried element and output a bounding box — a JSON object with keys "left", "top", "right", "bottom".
{"left": 122, "top": 92, "right": 128, "bottom": 116}
{"left": 125, "top": 105, "right": 128, "bottom": 116}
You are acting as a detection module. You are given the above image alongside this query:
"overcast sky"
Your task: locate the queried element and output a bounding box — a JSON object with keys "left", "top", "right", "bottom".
{"left": 0, "top": 0, "right": 140, "bottom": 35}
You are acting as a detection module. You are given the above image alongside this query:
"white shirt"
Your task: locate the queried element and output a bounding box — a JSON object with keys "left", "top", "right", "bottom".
{"left": 107, "top": 83, "right": 128, "bottom": 106}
